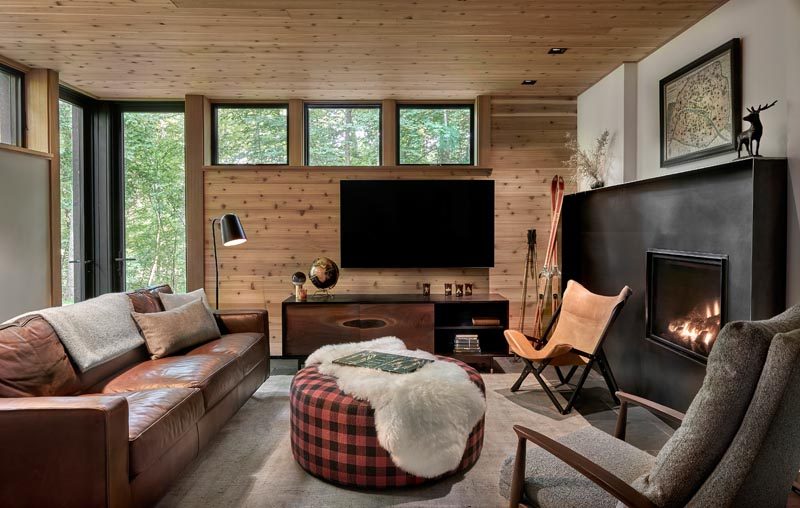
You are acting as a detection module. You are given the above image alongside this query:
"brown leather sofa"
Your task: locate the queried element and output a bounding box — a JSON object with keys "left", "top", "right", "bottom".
{"left": 0, "top": 285, "right": 269, "bottom": 508}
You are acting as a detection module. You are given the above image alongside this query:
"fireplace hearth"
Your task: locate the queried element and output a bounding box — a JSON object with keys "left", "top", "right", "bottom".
{"left": 646, "top": 249, "right": 727, "bottom": 363}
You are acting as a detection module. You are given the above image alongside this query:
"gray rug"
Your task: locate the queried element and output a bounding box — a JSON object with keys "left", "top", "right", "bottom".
{"left": 157, "top": 374, "right": 592, "bottom": 508}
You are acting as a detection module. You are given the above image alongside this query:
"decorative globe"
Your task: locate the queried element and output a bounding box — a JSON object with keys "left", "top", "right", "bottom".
{"left": 309, "top": 257, "right": 339, "bottom": 290}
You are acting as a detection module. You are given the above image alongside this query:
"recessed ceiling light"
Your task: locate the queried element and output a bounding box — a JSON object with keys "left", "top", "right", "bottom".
{"left": 521, "top": 79, "right": 537, "bottom": 86}
{"left": 548, "top": 47, "right": 568, "bottom": 54}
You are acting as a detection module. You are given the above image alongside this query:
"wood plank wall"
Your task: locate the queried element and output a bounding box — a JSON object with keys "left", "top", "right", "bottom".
{"left": 488, "top": 97, "right": 577, "bottom": 334}
{"left": 204, "top": 96, "right": 576, "bottom": 355}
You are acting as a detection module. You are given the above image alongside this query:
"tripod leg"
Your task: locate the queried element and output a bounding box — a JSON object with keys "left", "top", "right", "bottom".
{"left": 518, "top": 247, "right": 531, "bottom": 331}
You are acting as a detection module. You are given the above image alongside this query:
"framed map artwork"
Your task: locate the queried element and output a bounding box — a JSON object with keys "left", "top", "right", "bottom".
{"left": 660, "top": 38, "right": 741, "bottom": 167}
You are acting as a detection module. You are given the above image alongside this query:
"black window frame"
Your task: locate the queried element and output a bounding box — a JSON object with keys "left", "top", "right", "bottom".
{"left": 396, "top": 103, "right": 475, "bottom": 166}
{"left": 111, "top": 101, "right": 186, "bottom": 292}
{"left": 58, "top": 86, "right": 96, "bottom": 302}
{"left": 304, "top": 103, "right": 383, "bottom": 166}
{"left": 0, "top": 63, "right": 25, "bottom": 147}
{"left": 211, "top": 103, "right": 289, "bottom": 166}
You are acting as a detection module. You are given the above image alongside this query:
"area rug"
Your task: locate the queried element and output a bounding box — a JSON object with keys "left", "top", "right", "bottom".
{"left": 157, "top": 373, "right": 590, "bottom": 508}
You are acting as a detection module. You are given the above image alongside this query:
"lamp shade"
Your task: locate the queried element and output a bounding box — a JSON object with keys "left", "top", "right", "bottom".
{"left": 220, "top": 213, "right": 247, "bottom": 246}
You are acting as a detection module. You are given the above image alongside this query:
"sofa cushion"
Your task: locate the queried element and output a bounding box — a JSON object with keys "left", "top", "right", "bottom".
{"left": 0, "top": 315, "right": 80, "bottom": 397}
{"left": 159, "top": 288, "right": 212, "bottom": 312}
{"left": 127, "top": 285, "right": 172, "bottom": 314}
{"left": 101, "top": 355, "right": 241, "bottom": 410}
{"left": 132, "top": 299, "right": 221, "bottom": 360}
{"left": 188, "top": 333, "right": 265, "bottom": 376}
{"left": 121, "top": 388, "right": 204, "bottom": 475}
{"left": 498, "top": 426, "right": 655, "bottom": 507}
{"left": 630, "top": 305, "right": 800, "bottom": 506}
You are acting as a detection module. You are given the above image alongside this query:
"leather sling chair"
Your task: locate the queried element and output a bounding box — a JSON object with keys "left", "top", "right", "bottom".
{"left": 504, "top": 280, "right": 632, "bottom": 415}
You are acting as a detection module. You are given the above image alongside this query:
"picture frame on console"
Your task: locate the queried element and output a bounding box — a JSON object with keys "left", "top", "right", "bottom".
{"left": 659, "top": 38, "right": 742, "bottom": 167}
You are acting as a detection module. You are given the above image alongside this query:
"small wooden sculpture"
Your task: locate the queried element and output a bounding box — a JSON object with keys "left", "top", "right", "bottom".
{"left": 737, "top": 100, "right": 777, "bottom": 158}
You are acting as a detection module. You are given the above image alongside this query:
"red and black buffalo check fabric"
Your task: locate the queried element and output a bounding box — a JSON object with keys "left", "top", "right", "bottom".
{"left": 290, "top": 356, "right": 485, "bottom": 488}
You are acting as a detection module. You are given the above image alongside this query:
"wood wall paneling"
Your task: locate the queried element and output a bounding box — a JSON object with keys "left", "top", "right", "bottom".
{"left": 288, "top": 99, "right": 304, "bottom": 166}
{"left": 381, "top": 99, "right": 396, "bottom": 165}
{"left": 185, "top": 94, "right": 208, "bottom": 291}
{"left": 488, "top": 96, "right": 577, "bottom": 337}
{"left": 205, "top": 168, "right": 491, "bottom": 354}
{"left": 24, "top": 69, "right": 56, "bottom": 153}
{"left": 23, "top": 68, "right": 61, "bottom": 306}
{"left": 203, "top": 96, "right": 576, "bottom": 355}
{"left": 475, "top": 95, "right": 491, "bottom": 167}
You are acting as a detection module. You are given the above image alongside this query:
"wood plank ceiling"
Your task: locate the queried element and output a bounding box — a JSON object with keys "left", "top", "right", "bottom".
{"left": 0, "top": 0, "right": 725, "bottom": 100}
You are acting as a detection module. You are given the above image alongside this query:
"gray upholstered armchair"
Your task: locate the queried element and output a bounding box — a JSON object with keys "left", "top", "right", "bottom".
{"left": 499, "top": 306, "right": 800, "bottom": 507}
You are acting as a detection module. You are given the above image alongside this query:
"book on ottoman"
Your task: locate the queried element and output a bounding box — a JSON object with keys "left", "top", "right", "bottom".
{"left": 333, "top": 350, "right": 433, "bottom": 374}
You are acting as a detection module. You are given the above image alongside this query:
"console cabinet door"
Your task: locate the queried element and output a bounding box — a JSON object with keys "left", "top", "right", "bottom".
{"left": 283, "top": 304, "right": 360, "bottom": 356}
{"left": 358, "top": 303, "right": 435, "bottom": 353}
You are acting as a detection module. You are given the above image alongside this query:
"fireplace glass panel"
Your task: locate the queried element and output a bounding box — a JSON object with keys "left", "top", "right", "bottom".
{"left": 647, "top": 252, "right": 725, "bottom": 362}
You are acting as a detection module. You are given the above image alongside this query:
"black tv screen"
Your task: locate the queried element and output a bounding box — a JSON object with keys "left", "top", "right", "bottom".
{"left": 340, "top": 180, "right": 494, "bottom": 268}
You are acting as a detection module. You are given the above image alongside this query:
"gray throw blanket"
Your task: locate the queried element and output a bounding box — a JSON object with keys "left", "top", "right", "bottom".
{"left": 34, "top": 293, "right": 143, "bottom": 372}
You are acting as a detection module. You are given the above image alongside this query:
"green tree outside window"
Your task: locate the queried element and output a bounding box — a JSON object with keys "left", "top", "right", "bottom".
{"left": 123, "top": 112, "right": 186, "bottom": 292}
{"left": 215, "top": 106, "right": 288, "bottom": 164}
{"left": 307, "top": 106, "right": 381, "bottom": 166}
{"left": 398, "top": 107, "right": 473, "bottom": 165}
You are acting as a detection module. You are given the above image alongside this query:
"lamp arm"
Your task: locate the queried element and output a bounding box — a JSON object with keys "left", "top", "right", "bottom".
{"left": 211, "top": 218, "right": 220, "bottom": 310}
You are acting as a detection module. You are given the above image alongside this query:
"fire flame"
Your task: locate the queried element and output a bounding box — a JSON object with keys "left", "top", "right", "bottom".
{"left": 666, "top": 299, "right": 721, "bottom": 355}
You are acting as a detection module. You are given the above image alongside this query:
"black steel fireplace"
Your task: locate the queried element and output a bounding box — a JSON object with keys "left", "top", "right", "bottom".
{"left": 646, "top": 249, "right": 727, "bottom": 363}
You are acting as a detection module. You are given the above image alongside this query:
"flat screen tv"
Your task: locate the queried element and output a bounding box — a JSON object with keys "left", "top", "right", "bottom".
{"left": 340, "top": 180, "right": 494, "bottom": 268}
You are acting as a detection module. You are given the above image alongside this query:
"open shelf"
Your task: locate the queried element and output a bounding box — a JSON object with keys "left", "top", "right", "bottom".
{"left": 434, "top": 298, "right": 510, "bottom": 369}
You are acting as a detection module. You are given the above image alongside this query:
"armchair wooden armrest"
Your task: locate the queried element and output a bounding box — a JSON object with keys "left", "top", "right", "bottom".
{"left": 614, "top": 391, "right": 685, "bottom": 440}
{"left": 510, "top": 425, "right": 656, "bottom": 508}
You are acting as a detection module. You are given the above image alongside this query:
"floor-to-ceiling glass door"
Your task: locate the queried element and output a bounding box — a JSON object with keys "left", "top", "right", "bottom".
{"left": 58, "top": 97, "right": 87, "bottom": 304}
{"left": 118, "top": 105, "right": 186, "bottom": 292}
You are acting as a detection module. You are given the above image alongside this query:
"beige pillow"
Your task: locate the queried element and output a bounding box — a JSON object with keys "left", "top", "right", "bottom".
{"left": 159, "top": 288, "right": 213, "bottom": 312}
{"left": 132, "top": 299, "right": 221, "bottom": 359}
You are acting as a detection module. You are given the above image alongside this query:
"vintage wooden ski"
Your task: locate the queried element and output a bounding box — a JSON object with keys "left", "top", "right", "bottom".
{"left": 549, "top": 176, "right": 565, "bottom": 314}
{"left": 532, "top": 175, "right": 565, "bottom": 339}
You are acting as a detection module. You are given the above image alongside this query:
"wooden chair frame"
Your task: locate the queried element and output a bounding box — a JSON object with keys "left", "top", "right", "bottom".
{"left": 508, "top": 391, "right": 686, "bottom": 508}
{"left": 510, "top": 297, "right": 627, "bottom": 415}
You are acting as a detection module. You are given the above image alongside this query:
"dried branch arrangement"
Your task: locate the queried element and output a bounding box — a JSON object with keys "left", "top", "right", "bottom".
{"left": 563, "top": 130, "right": 611, "bottom": 189}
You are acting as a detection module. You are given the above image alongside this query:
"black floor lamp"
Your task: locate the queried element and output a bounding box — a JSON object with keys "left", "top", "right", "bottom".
{"left": 211, "top": 213, "right": 247, "bottom": 310}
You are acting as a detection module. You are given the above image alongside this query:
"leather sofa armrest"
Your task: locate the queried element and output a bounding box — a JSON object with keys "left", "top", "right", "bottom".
{"left": 214, "top": 309, "right": 269, "bottom": 339}
{"left": 0, "top": 395, "right": 130, "bottom": 508}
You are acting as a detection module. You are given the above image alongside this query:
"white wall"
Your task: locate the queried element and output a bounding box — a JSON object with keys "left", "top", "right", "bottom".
{"left": 577, "top": 0, "right": 800, "bottom": 305}
{"left": 636, "top": 0, "right": 789, "bottom": 177}
{"left": 0, "top": 149, "right": 51, "bottom": 321}
{"left": 576, "top": 62, "right": 637, "bottom": 190}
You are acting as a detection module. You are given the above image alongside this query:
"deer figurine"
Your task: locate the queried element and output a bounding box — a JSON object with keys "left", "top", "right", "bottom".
{"left": 737, "top": 100, "right": 777, "bottom": 158}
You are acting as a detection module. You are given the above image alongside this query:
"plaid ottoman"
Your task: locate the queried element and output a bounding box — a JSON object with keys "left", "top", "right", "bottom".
{"left": 290, "top": 356, "right": 485, "bottom": 488}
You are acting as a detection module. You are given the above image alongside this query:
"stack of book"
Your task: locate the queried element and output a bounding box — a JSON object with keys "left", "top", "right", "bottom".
{"left": 453, "top": 334, "right": 481, "bottom": 353}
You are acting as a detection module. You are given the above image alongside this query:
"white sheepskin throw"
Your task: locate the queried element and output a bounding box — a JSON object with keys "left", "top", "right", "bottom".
{"left": 305, "top": 337, "right": 486, "bottom": 478}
